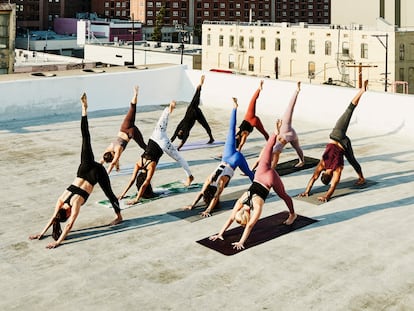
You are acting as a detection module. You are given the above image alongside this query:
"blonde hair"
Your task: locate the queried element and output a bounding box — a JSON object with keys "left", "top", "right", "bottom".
{"left": 235, "top": 208, "right": 250, "bottom": 227}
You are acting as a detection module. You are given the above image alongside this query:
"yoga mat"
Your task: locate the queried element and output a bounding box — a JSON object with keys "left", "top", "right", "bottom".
{"left": 197, "top": 211, "right": 318, "bottom": 256}
{"left": 178, "top": 140, "right": 225, "bottom": 151}
{"left": 167, "top": 189, "right": 246, "bottom": 222}
{"left": 276, "top": 156, "right": 320, "bottom": 176}
{"left": 294, "top": 178, "right": 378, "bottom": 205}
{"left": 96, "top": 181, "right": 203, "bottom": 208}
{"left": 110, "top": 162, "right": 174, "bottom": 177}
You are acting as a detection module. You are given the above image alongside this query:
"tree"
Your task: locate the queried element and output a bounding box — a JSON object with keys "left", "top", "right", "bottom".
{"left": 152, "top": 6, "right": 165, "bottom": 42}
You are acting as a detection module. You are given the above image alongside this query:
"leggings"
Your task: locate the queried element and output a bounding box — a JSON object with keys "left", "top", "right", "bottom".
{"left": 222, "top": 108, "right": 254, "bottom": 181}
{"left": 254, "top": 133, "right": 294, "bottom": 213}
{"left": 274, "top": 89, "right": 304, "bottom": 161}
{"left": 120, "top": 102, "right": 146, "bottom": 150}
{"left": 244, "top": 88, "right": 269, "bottom": 140}
{"left": 151, "top": 108, "right": 192, "bottom": 177}
{"left": 78, "top": 116, "right": 121, "bottom": 213}
{"left": 329, "top": 103, "right": 362, "bottom": 175}
{"left": 171, "top": 85, "right": 213, "bottom": 142}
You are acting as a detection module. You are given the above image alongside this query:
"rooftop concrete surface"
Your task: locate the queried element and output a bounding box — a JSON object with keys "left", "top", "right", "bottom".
{"left": 1, "top": 85, "right": 413, "bottom": 310}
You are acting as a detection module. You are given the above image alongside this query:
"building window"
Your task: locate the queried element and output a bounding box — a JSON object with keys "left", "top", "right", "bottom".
{"left": 173, "top": 2, "right": 178, "bottom": 8}
{"left": 342, "top": 42, "right": 349, "bottom": 56}
{"left": 309, "top": 40, "right": 315, "bottom": 54}
{"left": 275, "top": 38, "right": 281, "bottom": 51}
{"left": 361, "top": 43, "right": 368, "bottom": 59}
{"left": 291, "top": 38, "right": 296, "bottom": 53}
{"left": 308, "top": 61, "right": 315, "bottom": 79}
{"left": 229, "top": 35, "right": 234, "bottom": 47}
{"left": 399, "top": 43, "right": 405, "bottom": 61}
{"left": 219, "top": 35, "right": 224, "bottom": 47}
{"left": 204, "top": 3, "right": 209, "bottom": 8}
{"left": 229, "top": 54, "right": 235, "bottom": 69}
{"left": 260, "top": 37, "right": 266, "bottom": 50}
{"left": 207, "top": 34, "right": 211, "bottom": 46}
{"left": 248, "top": 56, "right": 254, "bottom": 71}
{"left": 325, "top": 40, "right": 331, "bottom": 55}
{"left": 147, "top": 2, "right": 153, "bottom": 7}
{"left": 249, "top": 36, "right": 254, "bottom": 49}
{"left": 239, "top": 36, "right": 244, "bottom": 49}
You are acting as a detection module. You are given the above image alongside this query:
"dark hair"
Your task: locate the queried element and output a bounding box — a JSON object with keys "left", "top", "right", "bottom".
{"left": 203, "top": 185, "right": 219, "bottom": 207}
{"left": 136, "top": 170, "right": 156, "bottom": 199}
{"left": 321, "top": 172, "right": 332, "bottom": 185}
{"left": 103, "top": 151, "right": 114, "bottom": 163}
{"left": 51, "top": 209, "right": 68, "bottom": 241}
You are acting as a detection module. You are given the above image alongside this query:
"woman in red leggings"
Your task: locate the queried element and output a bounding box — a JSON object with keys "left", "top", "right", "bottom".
{"left": 235, "top": 80, "right": 269, "bottom": 151}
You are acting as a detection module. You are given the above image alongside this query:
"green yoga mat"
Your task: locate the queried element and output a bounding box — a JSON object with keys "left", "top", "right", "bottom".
{"left": 96, "top": 181, "right": 203, "bottom": 208}
{"left": 197, "top": 211, "right": 318, "bottom": 256}
{"left": 294, "top": 178, "right": 378, "bottom": 205}
{"left": 275, "top": 156, "right": 320, "bottom": 176}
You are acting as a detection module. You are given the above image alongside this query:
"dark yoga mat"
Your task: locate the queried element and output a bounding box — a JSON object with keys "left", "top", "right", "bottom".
{"left": 178, "top": 140, "right": 225, "bottom": 151}
{"left": 276, "top": 156, "right": 320, "bottom": 176}
{"left": 167, "top": 189, "right": 246, "bottom": 222}
{"left": 197, "top": 211, "right": 318, "bottom": 256}
{"left": 294, "top": 178, "right": 378, "bottom": 205}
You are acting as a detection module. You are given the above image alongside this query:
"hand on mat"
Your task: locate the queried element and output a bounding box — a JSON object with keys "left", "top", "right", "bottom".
{"left": 209, "top": 234, "right": 224, "bottom": 241}
{"left": 46, "top": 241, "right": 60, "bottom": 249}
{"left": 182, "top": 205, "right": 193, "bottom": 211}
{"left": 127, "top": 198, "right": 139, "bottom": 205}
{"left": 298, "top": 192, "right": 309, "bottom": 197}
{"left": 232, "top": 242, "right": 245, "bottom": 250}
{"left": 317, "top": 195, "right": 328, "bottom": 203}
{"left": 200, "top": 211, "right": 212, "bottom": 218}
{"left": 29, "top": 234, "right": 42, "bottom": 240}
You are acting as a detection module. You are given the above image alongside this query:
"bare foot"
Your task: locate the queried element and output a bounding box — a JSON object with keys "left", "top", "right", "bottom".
{"left": 110, "top": 214, "right": 123, "bottom": 226}
{"left": 297, "top": 81, "right": 301, "bottom": 92}
{"left": 355, "top": 177, "right": 366, "bottom": 186}
{"left": 169, "top": 100, "right": 176, "bottom": 113}
{"left": 283, "top": 213, "right": 297, "bottom": 225}
{"left": 184, "top": 175, "right": 194, "bottom": 187}
{"left": 294, "top": 161, "right": 305, "bottom": 168}
{"left": 259, "top": 80, "right": 264, "bottom": 90}
{"left": 232, "top": 97, "right": 238, "bottom": 108}
{"left": 200, "top": 75, "right": 205, "bottom": 85}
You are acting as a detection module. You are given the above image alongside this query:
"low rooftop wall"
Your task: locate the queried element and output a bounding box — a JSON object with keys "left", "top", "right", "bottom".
{"left": 1, "top": 66, "right": 413, "bottom": 139}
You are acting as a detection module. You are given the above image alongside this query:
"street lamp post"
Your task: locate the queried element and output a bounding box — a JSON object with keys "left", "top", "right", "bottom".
{"left": 372, "top": 34, "right": 389, "bottom": 92}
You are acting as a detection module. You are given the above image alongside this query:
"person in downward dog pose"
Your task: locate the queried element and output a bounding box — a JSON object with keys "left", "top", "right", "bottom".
{"left": 29, "top": 93, "right": 122, "bottom": 249}
{"left": 149, "top": 100, "right": 194, "bottom": 187}
{"left": 184, "top": 98, "right": 254, "bottom": 217}
{"left": 299, "top": 80, "right": 368, "bottom": 202}
{"left": 235, "top": 80, "right": 269, "bottom": 151}
{"left": 209, "top": 119, "right": 297, "bottom": 251}
{"left": 101, "top": 86, "right": 147, "bottom": 174}
{"left": 252, "top": 81, "right": 305, "bottom": 171}
{"left": 171, "top": 75, "right": 214, "bottom": 150}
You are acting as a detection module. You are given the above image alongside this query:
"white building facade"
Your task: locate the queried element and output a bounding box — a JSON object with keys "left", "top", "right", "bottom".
{"left": 202, "top": 19, "right": 414, "bottom": 93}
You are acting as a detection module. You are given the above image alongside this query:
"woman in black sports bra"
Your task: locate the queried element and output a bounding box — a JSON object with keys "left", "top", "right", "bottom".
{"left": 118, "top": 138, "right": 164, "bottom": 205}
{"left": 29, "top": 93, "right": 122, "bottom": 249}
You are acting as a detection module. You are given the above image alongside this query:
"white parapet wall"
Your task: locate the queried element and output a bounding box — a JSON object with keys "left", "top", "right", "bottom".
{"left": 1, "top": 66, "right": 413, "bottom": 139}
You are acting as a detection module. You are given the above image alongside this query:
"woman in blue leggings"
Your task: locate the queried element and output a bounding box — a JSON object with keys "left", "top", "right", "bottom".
{"left": 184, "top": 98, "right": 254, "bottom": 217}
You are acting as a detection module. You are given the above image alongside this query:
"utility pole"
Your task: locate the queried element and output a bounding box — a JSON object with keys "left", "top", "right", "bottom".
{"left": 372, "top": 34, "right": 389, "bottom": 92}
{"left": 345, "top": 62, "right": 378, "bottom": 88}
{"left": 129, "top": 13, "right": 137, "bottom": 66}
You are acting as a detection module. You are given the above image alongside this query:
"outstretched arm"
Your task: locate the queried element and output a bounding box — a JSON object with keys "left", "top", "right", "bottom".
{"left": 200, "top": 176, "right": 228, "bottom": 217}
{"left": 29, "top": 199, "right": 63, "bottom": 240}
{"left": 299, "top": 160, "right": 324, "bottom": 197}
{"left": 318, "top": 168, "right": 342, "bottom": 202}
{"left": 46, "top": 203, "right": 81, "bottom": 249}
{"left": 119, "top": 161, "right": 140, "bottom": 199}
{"left": 127, "top": 163, "right": 156, "bottom": 205}
{"left": 232, "top": 204, "right": 262, "bottom": 250}
{"left": 209, "top": 198, "right": 244, "bottom": 241}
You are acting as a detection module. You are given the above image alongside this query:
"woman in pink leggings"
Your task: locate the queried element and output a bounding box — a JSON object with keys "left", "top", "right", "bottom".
{"left": 235, "top": 80, "right": 269, "bottom": 151}
{"left": 209, "top": 120, "right": 296, "bottom": 251}
{"left": 252, "top": 81, "right": 304, "bottom": 170}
